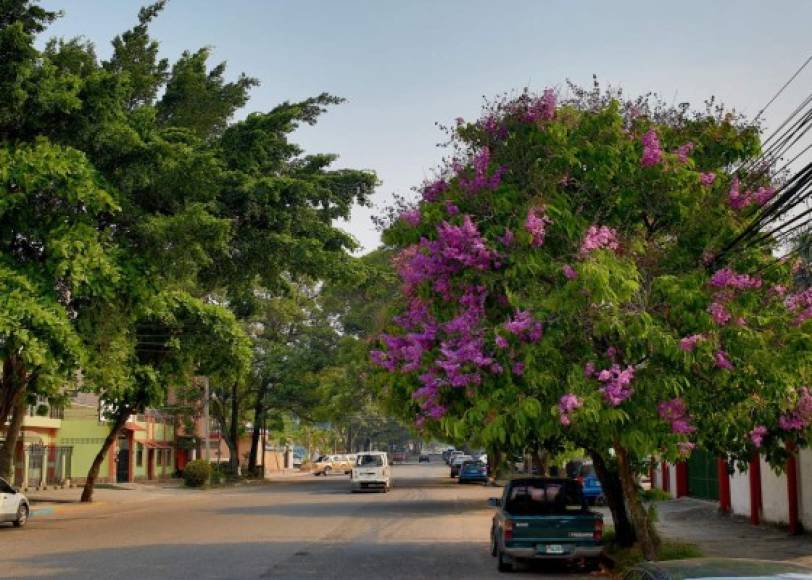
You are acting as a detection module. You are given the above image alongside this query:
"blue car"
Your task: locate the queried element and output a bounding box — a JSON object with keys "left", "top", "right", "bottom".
{"left": 458, "top": 461, "right": 488, "bottom": 484}
{"left": 575, "top": 463, "right": 604, "bottom": 504}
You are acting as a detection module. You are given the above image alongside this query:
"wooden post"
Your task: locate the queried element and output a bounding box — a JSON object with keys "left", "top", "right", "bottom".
{"left": 786, "top": 442, "right": 800, "bottom": 535}
{"left": 749, "top": 453, "right": 762, "bottom": 525}
{"left": 718, "top": 458, "right": 731, "bottom": 513}
{"left": 661, "top": 461, "right": 670, "bottom": 493}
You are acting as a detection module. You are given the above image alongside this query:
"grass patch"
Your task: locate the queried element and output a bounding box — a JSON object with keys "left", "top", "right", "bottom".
{"left": 605, "top": 539, "right": 702, "bottom": 572}
{"left": 640, "top": 488, "right": 673, "bottom": 502}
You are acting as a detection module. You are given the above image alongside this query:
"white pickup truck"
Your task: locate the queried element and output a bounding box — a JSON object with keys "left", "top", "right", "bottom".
{"left": 351, "top": 452, "right": 391, "bottom": 493}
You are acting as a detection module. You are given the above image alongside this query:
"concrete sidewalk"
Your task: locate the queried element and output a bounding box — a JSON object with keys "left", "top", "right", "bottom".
{"left": 656, "top": 498, "right": 812, "bottom": 566}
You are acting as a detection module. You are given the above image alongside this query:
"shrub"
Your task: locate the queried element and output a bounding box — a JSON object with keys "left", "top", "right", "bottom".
{"left": 183, "top": 460, "right": 211, "bottom": 487}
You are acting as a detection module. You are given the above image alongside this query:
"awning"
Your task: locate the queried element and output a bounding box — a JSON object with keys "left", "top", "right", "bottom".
{"left": 124, "top": 422, "right": 145, "bottom": 432}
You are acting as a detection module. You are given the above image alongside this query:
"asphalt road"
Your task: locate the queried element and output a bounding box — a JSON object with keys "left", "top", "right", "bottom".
{"left": 0, "top": 461, "right": 597, "bottom": 579}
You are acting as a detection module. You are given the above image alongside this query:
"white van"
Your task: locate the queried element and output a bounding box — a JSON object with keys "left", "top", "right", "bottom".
{"left": 351, "top": 451, "right": 391, "bottom": 492}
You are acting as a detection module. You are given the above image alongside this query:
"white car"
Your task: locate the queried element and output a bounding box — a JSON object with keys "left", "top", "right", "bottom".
{"left": 0, "top": 477, "right": 29, "bottom": 528}
{"left": 351, "top": 452, "right": 391, "bottom": 493}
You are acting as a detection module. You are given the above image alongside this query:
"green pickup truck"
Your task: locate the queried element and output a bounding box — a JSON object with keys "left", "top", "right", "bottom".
{"left": 489, "top": 477, "right": 604, "bottom": 572}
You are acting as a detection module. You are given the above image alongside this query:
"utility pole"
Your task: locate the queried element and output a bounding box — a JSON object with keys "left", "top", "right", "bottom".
{"left": 202, "top": 377, "right": 210, "bottom": 462}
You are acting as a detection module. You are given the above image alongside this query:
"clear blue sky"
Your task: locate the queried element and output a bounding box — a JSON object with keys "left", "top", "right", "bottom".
{"left": 41, "top": 1, "right": 812, "bottom": 252}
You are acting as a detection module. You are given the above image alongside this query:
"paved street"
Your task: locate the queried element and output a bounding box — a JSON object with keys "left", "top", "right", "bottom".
{"left": 0, "top": 461, "right": 595, "bottom": 579}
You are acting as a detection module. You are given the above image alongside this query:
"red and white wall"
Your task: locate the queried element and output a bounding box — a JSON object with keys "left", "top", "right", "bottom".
{"left": 652, "top": 448, "right": 812, "bottom": 533}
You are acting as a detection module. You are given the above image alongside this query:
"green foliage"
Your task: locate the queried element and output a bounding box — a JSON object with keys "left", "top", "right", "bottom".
{"left": 183, "top": 459, "right": 211, "bottom": 487}
{"left": 1, "top": 1, "right": 376, "bottom": 488}
{"left": 375, "top": 85, "right": 811, "bottom": 477}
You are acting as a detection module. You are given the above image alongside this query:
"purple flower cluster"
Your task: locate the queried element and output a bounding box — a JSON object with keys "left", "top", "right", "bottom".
{"left": 595, "top": 364, "right": 635, "bottom": 406}
{"left": 458, "top": 147, "right": 506, "bottom": 194}
{"left": 784, "top": 288, "right": 812, "bottom": 325}
{"left": 400, "top": 208, "right": 422, "bottom": 227}
{"left": 498, "top": 228, "right": 514, "bottom": 247}
{"left": 524, "top": 88, "right": 557, "bottom": 122}
{"left": 677, "top": 441, "right": 696, "bottom": 457}
{"left": 479, "top": 113, "right": 508, "bottom": 140}
{"left": 675, "top": 142, "right": 694, "bottom": 163}
{"left": 679, "top": 334, "right": 706, "bottom": 352}
{"left": 525, "top": 207, "right": 552, "bottom": 247}
{"left": 700, "top": 172, "right": 716, "bottom": 186}
{"left": 749, "top": 425, "right": 768, "bottom": 448}
{"left": 394, "top": 215, "right": 496, "bottom": 299}
{"left": 641, "top": 128, "right": 662, "bottom": 167}
{"left": 503, "top": 310, "right": 543, "bottom": 343}
{"left": 579, "top": 225, "right": 620, "bottom": 257}
{"left": 708, "top": 302, "right": 731, "bottom": 325}
{"left": 728, "top": 177, "right": 777, "bottom": 209}
{"left": 714, "top": 350, "right": 734, "bottom": 371}
{"left": 709, "top": 268, "right": 762, "bottom": 290}
{"left": 421, "top": 178, "right": 449, "bottom": 202}
{"left": 558, "top": 393, "right": 582, "bottom": 426}
{"left": 657, "top": 398, "right": 696, "bottom": 434}
{"left": 562, "top": 264, "right": 578, "bottom": 280}
{"left": 778, "top": 387, "right": 812, "bottom": 431}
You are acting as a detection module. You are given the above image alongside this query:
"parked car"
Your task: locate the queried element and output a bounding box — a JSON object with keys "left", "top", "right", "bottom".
{"left": 391, "top": 451, "right": 407, "bottom": 464}
{"left": 623, "top": 558, "right": 812, "bottom": 579}
{"left": 573, "top": 462, "right": 604, "bottom": 505}
{"left": 489, "top": 478, "right": 603, "bottom": 573}
{"left": 458, "top": 460, "right": 488, "bottom": 484}
{"left": 450, "top": 454, "right": 473, "bottom": 477}
{"left": 351, "top": 452, "right": 391, "bottom": 492}
{"left": 447, "top": 450, "right": 464, "bottom": 466}
{"left": 312, "top": 454, "right": 354, "bottom": 476}
{"left": 0, "top": 477, "right": 29, "bottom": 528}
{"left": 418, "top": 453, "right": 430, "bottom": 463}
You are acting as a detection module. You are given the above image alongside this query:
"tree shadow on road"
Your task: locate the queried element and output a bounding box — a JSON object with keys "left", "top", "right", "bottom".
{"left": 212, "top": 497, "right": 491, "bottom": 518}
{"left": 1, "top": 540, "right": 594, "bottom": 579}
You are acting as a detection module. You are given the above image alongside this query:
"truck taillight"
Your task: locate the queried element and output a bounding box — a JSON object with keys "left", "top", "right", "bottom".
{"left": 576, "top": 476, "right": 584, "bottom": 486}
{"left": 594, "top": 518, "right": 603, "bottom": 542}
{"left": 503, "top": 520, "right": 513, "bottom": 542}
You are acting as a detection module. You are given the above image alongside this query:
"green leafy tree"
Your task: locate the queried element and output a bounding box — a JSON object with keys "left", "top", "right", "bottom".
{"left": 372, "top": 86, "right": 811, "bottom": 559}
{"left": 1, "top": 1, "right": 374, "bottom": 494}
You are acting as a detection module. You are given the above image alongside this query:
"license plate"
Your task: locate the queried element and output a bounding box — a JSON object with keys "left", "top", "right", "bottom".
{"left": 545, "top": 544, "right": 565, "bottom": 554}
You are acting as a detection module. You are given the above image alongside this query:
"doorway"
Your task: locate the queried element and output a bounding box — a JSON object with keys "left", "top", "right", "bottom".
{"left": 116, "top": 436, "right": 130, "bottom": 483}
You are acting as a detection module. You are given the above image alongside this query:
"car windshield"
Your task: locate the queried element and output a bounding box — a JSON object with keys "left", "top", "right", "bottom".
{"left": 463, "top": 462, "right": 484, "bottom": 471}
{"left": 505, "top": 481, "right": 584, "bottom": 515}
{"left": 357, "top": 454, "right": 384, "bottom": 467}
{"left": 0, "top": 477, "right": 14, "bottom": 493}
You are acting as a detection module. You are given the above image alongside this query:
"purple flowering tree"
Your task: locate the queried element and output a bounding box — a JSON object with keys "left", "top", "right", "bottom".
{"left": 371, "top": 87, "right": 812, "bottom": 559}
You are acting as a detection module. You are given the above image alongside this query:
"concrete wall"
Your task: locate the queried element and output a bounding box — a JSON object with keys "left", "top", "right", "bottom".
{"left": 729, "top": 467, "right": 751, "bottom": 517}
{"left": 760, "top": 457, "right": 788, "bottom": 525}
{"left": 799, "top": 448, "right": 812, "bottom": 529}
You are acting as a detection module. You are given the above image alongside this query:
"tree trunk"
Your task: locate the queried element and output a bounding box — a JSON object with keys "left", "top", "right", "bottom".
{"left": 227, "top": 381, "right": 240, "bottom": 476}
{"left": 0, "top": 394, "right": 26, "bottom": 481}
{"left": 248, "top": 381, "right": 269, "bottom": 475}
{"left": 532, "top": 448, "right": 548, "bottom": 476}
{"left": 615, "top": 441, "right": 659, "bottom": 560}
{"left": 81, "top": 410, "right": 129, "bottom": 503}
{"left": 589, "top": 449, "right": 635, "bottom": 547}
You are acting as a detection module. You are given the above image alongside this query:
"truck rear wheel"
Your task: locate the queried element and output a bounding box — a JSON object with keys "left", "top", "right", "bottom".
{"left": 497, "top": 550, "right": 513, "bottom": 573}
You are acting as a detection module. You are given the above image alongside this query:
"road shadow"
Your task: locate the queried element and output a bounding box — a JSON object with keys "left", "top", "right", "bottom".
{"left": 213, "top": 497, "right": 491, "bottom": 518}
{"left": 0, "top": 540, "right": 595, "bottom": 579}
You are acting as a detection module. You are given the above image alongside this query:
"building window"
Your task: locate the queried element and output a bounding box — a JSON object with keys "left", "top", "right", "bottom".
{"left": 136, "top": 444, "right": 143, "bottom": 467}
{"left": 157, "top": 449, "right": 163, "bottom": 467}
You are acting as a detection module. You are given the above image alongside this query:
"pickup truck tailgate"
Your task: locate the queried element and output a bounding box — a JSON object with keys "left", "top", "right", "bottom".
{"left": 510, "top": 514, "right": 597, "bottom": 543}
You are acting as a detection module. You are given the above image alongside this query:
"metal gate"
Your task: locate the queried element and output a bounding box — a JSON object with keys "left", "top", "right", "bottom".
{"left": 687, "top": 448, "right": 719, "bottom": 501}
{"left": 18, "top": 445, "right": 73, "bottom": 487}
